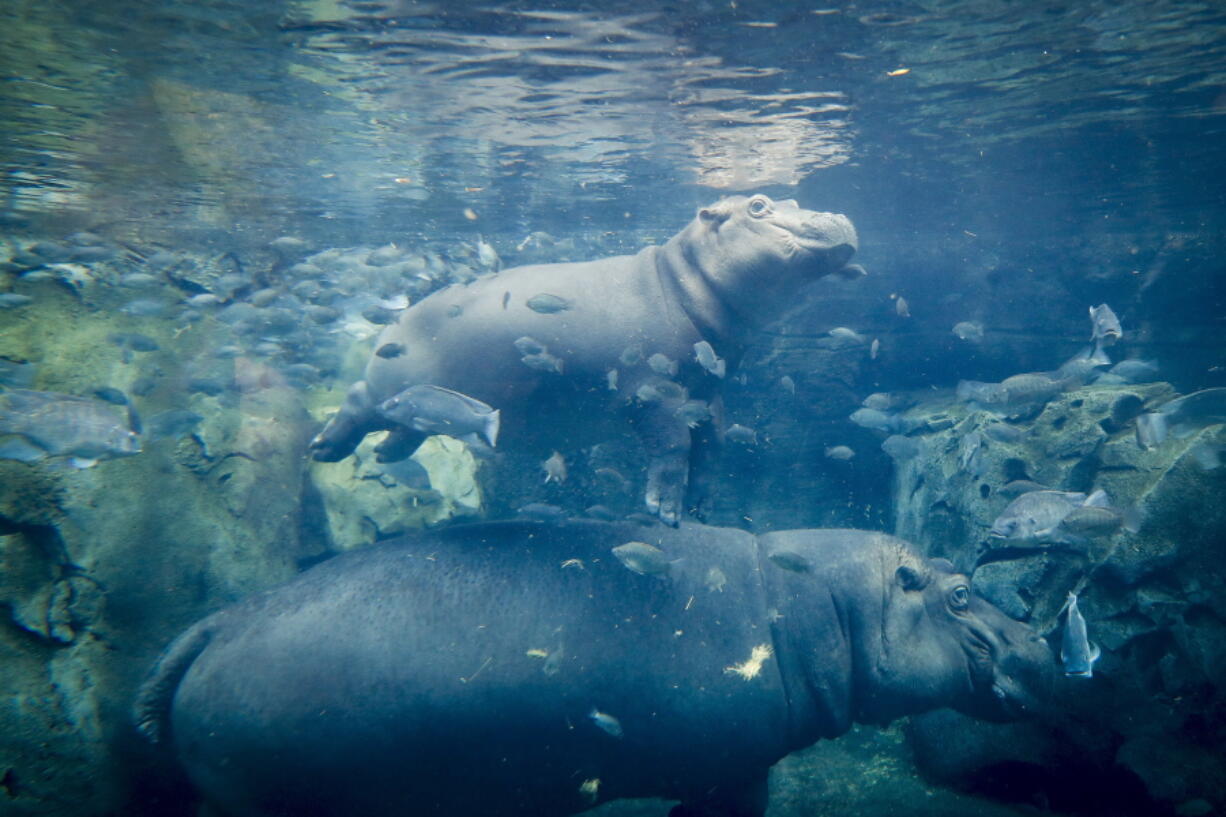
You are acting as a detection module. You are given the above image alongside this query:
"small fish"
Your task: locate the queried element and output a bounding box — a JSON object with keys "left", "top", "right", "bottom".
{"left": 862, "top": 393, "right": 894, "bottom": 411}
{"left": 1061, "top": 592, "right": 1100, "bottom": 678}
{"left": 521, "top": 352, "right": 564, "bottom": 374}
{"left": 594, "top": 467, "right": 631, "bottom": 493}
{"left": 1135, "top": 388, "right": 1226, "bottom": 449}
{"left": 768, "top": 550, "right": 811, "bottom": 573}
{"left": 542, "top": 450, "right": 567, "bottom": 483}
{"left": 514, "top": 336, "right": 547, "bottom": 356}
{"left": 952, "top": 321, "right": 984, "bottom": 343}
{"left": 362, "top": 305, "right": 399, "bottom": 325}
{"left": 185, "top": 293, "right": 222, "bottom": 308}
{"left": 886, "top": 67, "right": 911, "bottom": 76}
{"left": 989, "top": 490, "right": 1091, "bottom": 543}
{"left": 1106, "top": 359, "right": 1159, "bottom": 383}
{"left": 475, "top": 236, "right": 500, "bottom": 271}
{"left": 579, "top": 778, "right": 600, "bottom": 803}
{"left": 517, "top": 503, "right": 567, "bottom": 521}
{"left": 120, "top": 299, "right": 168, "bottom": 318}
{"left": 0, "top": 293, "right": 33, "bottom": 308}
{"left": 998, "top": 479, "right": 1049, "bottom": 497}
{"left": 146, "top": 409, "right": 204, "bottom": 441}
{"left": 725, "top": 424, "right": 758, "bottom": 445}
{"left": 881, "top": 435, "right": 921, "bottom": 460}
{"left": 779, "top": 375, "right": 796, "bottom": 395}
{"left": 526, "top": 293, "right": 569, "bottom": 314}
{"left": 0, "top": 389, "right": 141, "bottom": 467}
{"left": 306, "top": 305, "right": 340, "bottom": 324}
{"left": 584, "top": 505, "right": 618, "bottom": 521}
{"left": 849, "top": 407, "right": 898, "bottom": 433}
{"left": 588, "top": 708, "right": 623, "bottom": 738}
{"left": 825, "top": 445, "right": 855, "bottom": 460}
{"left": 376, "top": 342, "right": 406, "bottom": 359}
{"left": 619, "top": 344, "right": 643, "bottom": 366}
{"left": 648, "top": 353, "right": 678, "bottom": 377}
{"left": 1089, "top": 304, "right": 1122, "bottom": 346}
{"left": 674, "top": 400, "right": 711, "bottom": 428}
{"left": 705, "top": 566, "right": 727, "bottom": 593}
{"left": 693, "top": 341, "right": 726, "bottom": 378}
{"left": 870, "top": 338, "right": 880, "bottom": 360}
{"left": 612, "top": 541, "right": 672, "bottom": 577}
{"left": 635, "top": 381, "right": 685, "bottom": 403}
{"left": 377, "top": 384, "right": 500, "bottom": 447}
{"left": 606, "top": 368, "right": 618, "bottom": 391}
{"left": 822, "top": 327, "right": 866, "bottom": 349}
{"left": 895, "top": 295, "right": 910, "bottom": 318}
{"left": 91, "top": 386, "right": 128, "bottom": 406}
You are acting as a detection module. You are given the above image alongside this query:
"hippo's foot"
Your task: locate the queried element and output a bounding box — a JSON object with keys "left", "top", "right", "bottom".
{"left": 309, "top": 380, "right": 376, "bottom": 462}
{"left": 645, "top": 454, "right": 687, "bottom": 527}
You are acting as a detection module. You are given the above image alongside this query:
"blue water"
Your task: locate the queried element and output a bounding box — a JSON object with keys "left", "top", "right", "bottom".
{"left": 1, "top": 1, "right": 1224, "bottom": 816}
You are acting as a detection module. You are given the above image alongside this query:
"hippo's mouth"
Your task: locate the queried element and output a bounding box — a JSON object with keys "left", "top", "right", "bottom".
{"left": 782, "top": 215, "right": 857, "bottom": 272}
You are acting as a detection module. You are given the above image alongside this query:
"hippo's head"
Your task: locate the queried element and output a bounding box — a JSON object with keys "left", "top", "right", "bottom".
{"left": 664, "top": 195, "right": 861, "bottom": 330}
{"left": 865, "top": 552, "right": 1055, "bottom": 725}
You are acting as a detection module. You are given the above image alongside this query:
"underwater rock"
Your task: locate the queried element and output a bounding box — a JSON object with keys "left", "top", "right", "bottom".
{"left": 309, "top": 432, "right": 482, "bottom": 550}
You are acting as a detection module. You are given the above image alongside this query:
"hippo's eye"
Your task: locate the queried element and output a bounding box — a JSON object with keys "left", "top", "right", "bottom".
{"left": 747, "top": 196, "right": 771, "bottom": 218}
{"left": 949, "top": 585, "right": 970, "bottom": 611}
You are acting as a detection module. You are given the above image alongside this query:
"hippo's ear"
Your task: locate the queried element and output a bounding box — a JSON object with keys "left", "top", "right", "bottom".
{"left": 895, "top": 564, "right": 929, "bottom": 591}
{"left": 929, "top": 557, "right": 956, "bottom": 574}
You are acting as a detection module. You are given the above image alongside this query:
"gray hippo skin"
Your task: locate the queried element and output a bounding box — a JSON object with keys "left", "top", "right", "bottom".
{"left": 309, "top": 194, "right": 860, "bottom": 523}
{"left": 135, "top": 521, "right": 1054, "bottom": 817}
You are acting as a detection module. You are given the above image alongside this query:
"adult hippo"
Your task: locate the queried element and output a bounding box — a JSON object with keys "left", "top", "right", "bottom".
{"left": 135, "top": 520, "right": 1054, "bottom": 817}
{"left": 309, "top": 194, "right": 861, "bottom": 523}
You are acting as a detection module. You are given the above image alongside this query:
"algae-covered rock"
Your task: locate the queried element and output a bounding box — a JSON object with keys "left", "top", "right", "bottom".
{"left": 309, "top": 432, "right": 482, "bottom": 550}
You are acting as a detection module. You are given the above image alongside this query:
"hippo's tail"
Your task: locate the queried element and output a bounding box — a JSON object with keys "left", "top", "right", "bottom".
{"left": 133, "top": 617, "right": 216, "bottom": 744}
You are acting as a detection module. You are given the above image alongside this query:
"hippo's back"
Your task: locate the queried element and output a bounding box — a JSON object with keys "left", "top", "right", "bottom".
{"left": 158, "top": 520, "right": 789, "bottom": 817}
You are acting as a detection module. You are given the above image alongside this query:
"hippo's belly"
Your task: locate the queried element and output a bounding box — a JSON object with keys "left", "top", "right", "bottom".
{"left": 170, "top": 522, "right": 789, "bottom": 817}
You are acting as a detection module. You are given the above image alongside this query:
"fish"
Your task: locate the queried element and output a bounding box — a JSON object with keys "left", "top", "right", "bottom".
{"left": 705, "top": 566, "right": 727, "bottom": 593}
{"left": 521, "top": 352, "right": 564, "bottom": 374}
{"left": 870, "top": 338, "right": 880, "bottom": 360}
{"left": 999, "top": 479, "right": 1049, "bottom": 497}
{"left": 635, "top": 381, "right": 685, "bottom": 403}
{"left": 725, "top": 424, "right": 758, "bottom": 445}
{"left": 593, "top": 467, "right": 631, "bottom": 493}
{"left": 849, "top": 407, "right": 899, "bottom": 433}
{"left": 895, "top": 296, "right": 910, "bottom": 318}
{"left": 693, "top": 341, "right": 726, "bottom": 378}
{"left": 952, "top": 321, "right": 984, "bottom": 343}
{"left": 526, "top": 293, "right": 569, "bottom": 314}
{"left": 517, "top": 503, "right": 567, "bottom": 521}
{"left": 542, "top": 451, "right": 567, "bottom": 484}
{"left": 146, "top": 409, "right": 204, "bottom": 441}
{"left": 186, "top": 293, "right": 223, "bottom": 308}
{"left": 249, "top": 288, "right": 280, "bottom": 307}
{"left": 1089, "top": 304, "right": 1122, "bottom": 346}
{"left": 779, "top": 375, "right": 796, "bottom": 395}
{"left": 1135, "top": 388, "right": 1226, "bottom": 449}
{"left": 982, "top": 423, "right": 1025, "bottom": 443}
{"left": 475, "top": 236, "right": 500, "bottom": 271}
{"left": 0, "top": 293, "right": 33, "bottom": 308}
{"left": 823, "top": 327, "right": 866, "bottom": 349}
{"left": 376, "top": 342, "right": 406, "bottom": 359}
{"left": 881, "top": 435, "right": 921, "bottom": 460}
{"left": 606, "top": 369, "right": 618, "bottom": 391}
{"left": 611, "top": 541, "right": 672, "bottom": 577}
{"left": 119, "top": 299, "right": 168, "bottom": 317}
{"left": 377, "top": 385, "right": 500, "bottom": 447}
{"left": 989, "top": 490, "right": 1099, "bottom": 543}
{"left": 824, "top": 445, "right": 855, "bottom": 460}
{"left": 767, "top": 550, "right": 812, "bottom": 573}
{"left": 619, "top": 344, "right": 643, "bottom": 367}
{"left": 674, "top": 400, "right": 711, "bottom": 428}
{"left": 1061, "top": 592, "right": 1100, "bottom": 678}
{"left": 648, "top": 353, "right": 678, "bottom": 377}
{"left": 584, "top": 504, "right": 618, "bottom": 521}
{"left": 0, "top": 388, "right": 141, "bottom": 467}
{"left": 91, "top": 386, "right": 128, "bottom": 406}
{"left": 588, "top": 708, "right": 623, "bottom": 738}
{"left": 1105, "top": 359, "right": 1159, "bottom": 383}
{"left": 1055, "top": 502, "right": 1139, "bottom": 539}
{"left": 958, "top": 432, "right": 986, "bottom": 477}
{"left": 861, "top": 393, "right": 895, "bottom": 411}
{"left": 513, "top": 336, "right": 547, "bottom": 357}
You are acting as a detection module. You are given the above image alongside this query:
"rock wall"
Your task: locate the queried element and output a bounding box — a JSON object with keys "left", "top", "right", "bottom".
{"left": 884, "top": 383, "right": 1226, "bottom": 815}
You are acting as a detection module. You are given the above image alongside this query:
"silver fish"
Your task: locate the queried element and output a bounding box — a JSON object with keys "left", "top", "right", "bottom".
{"left": 881, "top": 435, "right": 921, "bottom": 460}
{"left": 376, "top": 385, "right": 500, "bottom": 447}
{"left": 0, "top": 389, "right": 141, "bottom": 468}
{"left": 475, "top": 236, "right": 500, "bottom": 271}
{"left": 648, "top": 353, "right": 678, "bottom": 377}
{"left": 824, "top": 445, "right": 855, "bottom": 460}
{"left": 674, "top": 400, "right": 712, "bottom": 428}
{"left": 725, "top": 424, "right": 758, "bottom": 445}
{"left": 1061, "top": 592, "right": 1100, "bottom": 678}
{"left": 1089, "top": 304, "right": 1122, "bottom": 346}
{"left": 1135, "top": 388, "right": 1226, "bottom": 449}
{"left": 542, "top": 451, "right": 567, "bottom": 484}
{"left": 989, "top": 490, "right": 1090, "bottom": 543}
{"left": 521, "top": 352, "right": 564, "bottom": 374}
{"left": 952, "top": 321, "right": 984, "bottom": 343}
{"left": 693, "top": 341, "right": 726, "bottom": 378}
{"left": 895, "top": 296, "right": 910, "bottom": 318}
{"left": 612, "top": 541, "right": 671, "bottom": 576}
{"left": 514, "top": 336, "right": 547, "bottom": 357}
{"left": 849, "top": 407, "right": 898, "bottom": 433}
{"left": 589, "top": 708, "right": 623, "bottom": 738}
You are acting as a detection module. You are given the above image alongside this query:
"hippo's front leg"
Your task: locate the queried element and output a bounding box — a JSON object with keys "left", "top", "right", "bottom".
{"left": 635, "top": 398, "right": 693, "bottom": 526}
{"left": 309, "top": 380, "right": 381, "bottom": 462}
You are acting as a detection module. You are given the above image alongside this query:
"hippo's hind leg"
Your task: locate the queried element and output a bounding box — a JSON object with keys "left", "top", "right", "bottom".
{"left": 309, "top": 380, "right": 382, "bottom": 462}
{"left": 373, "top": 427, "right": 428, "bottom": 463}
